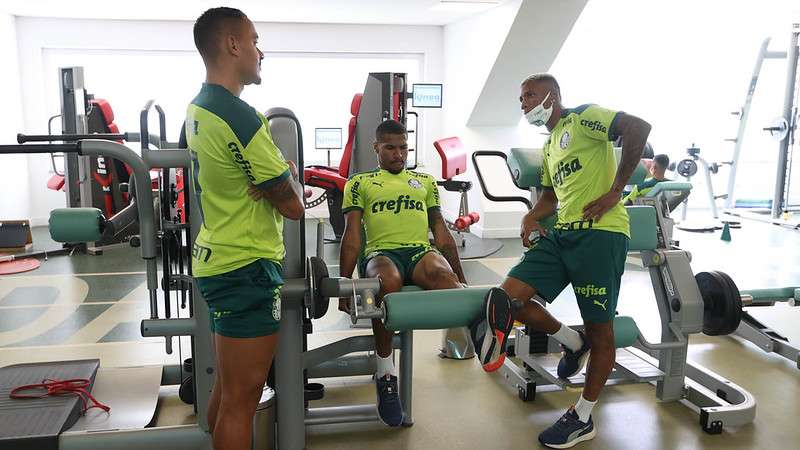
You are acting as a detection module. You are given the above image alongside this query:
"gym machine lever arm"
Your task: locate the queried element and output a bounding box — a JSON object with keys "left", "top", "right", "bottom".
{"left": 17, "top": 132, "right": 132, "bottom": 143}
{"left": 0, "top": 144, "right": 80, "bottom": 154}
{"left": 471, "top": 150, "right": 534, "bottom": 209}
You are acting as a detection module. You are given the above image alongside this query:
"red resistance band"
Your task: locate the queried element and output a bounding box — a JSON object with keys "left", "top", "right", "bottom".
{"left": 10, "top": 378, "right": 111, "bottom": 415}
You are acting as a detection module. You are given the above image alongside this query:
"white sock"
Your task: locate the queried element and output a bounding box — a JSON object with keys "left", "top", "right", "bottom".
{"left": 574, "top": 395, "right": 596, "bottom": 423}
{"left": 553, "top": 324, "right": 583, "bottom": 352}
{"left": 376, "top": 352, "right": 396, "bottom": 377}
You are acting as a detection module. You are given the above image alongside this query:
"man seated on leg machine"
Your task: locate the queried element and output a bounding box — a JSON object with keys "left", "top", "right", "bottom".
{"left": 338, "top": 119, "right": 467, "bottom": 426}
{"left": 623, "top": 153, "right": 671, "bottom": 204}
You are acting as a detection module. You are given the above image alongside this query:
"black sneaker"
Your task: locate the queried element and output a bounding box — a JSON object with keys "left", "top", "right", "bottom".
{"left": 479, "top": 287, "right": 514, "bottom": 372}
{"left": 375, "top": 374, "right": 404, "bottom": 426}
{"left": 556, "top": 330, "right": 590, "bottom": 379}
{"left": 538, "top": 407, "right": 596, "bottom": 449}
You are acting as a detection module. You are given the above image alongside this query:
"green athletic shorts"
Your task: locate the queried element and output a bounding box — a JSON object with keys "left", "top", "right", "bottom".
{"left": 507, "top": 229, "right": 629, "bottom": 323}
{"left": 195, "top": 259, "right": 284, "bottom": 338}
{"left": 359, "top": 245, "right": 438, "bottom": 284}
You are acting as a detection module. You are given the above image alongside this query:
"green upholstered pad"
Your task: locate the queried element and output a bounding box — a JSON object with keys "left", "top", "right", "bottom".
{"left": 613, "top": 316, "right": 639, "bottom": 348}
{"left": 383, "top": 287, "right": 487, "bottom": 331}
{"left": 740, "top": 287, "right": 800, "bottom": 303}
{"left": 626, "top": 206, "right": 658, "bottom": 251}
{"left": 507, "top": 147, "right": 545, "bottom": 189}
{"left": 645, "top": 181, "right": 692, "bottom": 197}
{"left": 49, "top": 208, "right": 104, "bottom": 243}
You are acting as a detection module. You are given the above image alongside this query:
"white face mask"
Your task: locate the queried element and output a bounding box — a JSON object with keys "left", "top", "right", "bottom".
{"left": 524, "top": 91, "right": 553, "bottom": 127}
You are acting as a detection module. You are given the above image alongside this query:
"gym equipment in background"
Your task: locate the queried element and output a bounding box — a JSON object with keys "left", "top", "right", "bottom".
{"left": 724, "top": 25, "right": 800, "bottom": 229}
{"left": 0, "top": 104, "right": 494, "bottom": 450}
{"left": 673, "top": 144, "right": 740, "bottom": 232}
{"left": 471, "top": 147, "right": 755, "bottom": 433}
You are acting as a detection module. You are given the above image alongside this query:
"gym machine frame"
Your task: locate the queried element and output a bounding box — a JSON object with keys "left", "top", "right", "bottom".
{"left": 725, "top": 25, "right": 800, "bottom": 225}
{"left": 472, "top": 149, "right": 756, "bottom": 434}
{"left": 0, "top": 106, "right": 429, "bottom": 450}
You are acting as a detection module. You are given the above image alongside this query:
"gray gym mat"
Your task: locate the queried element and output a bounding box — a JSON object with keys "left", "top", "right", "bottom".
{"left": 0, "top": 359, "right": 100, "bottom": 450}
{"left": 0, "top": 308, "right": 49, "bottom": 333}
{"left": 7, "top": 304, "right": 111, "bottom": 347}
{"left": 0, "top": 287, "right": 59, "bottom": 307}
{"left": 98, "top": 322, "right": 145, "bottom": 343}
{"left": 79, "top": 274, "right": 145, "bottom": 302}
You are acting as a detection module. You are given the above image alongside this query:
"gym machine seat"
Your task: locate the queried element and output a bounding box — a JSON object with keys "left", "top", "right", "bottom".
{"left": 304, "top": 94, "right": 362, "bottom": 193}
{"left": 433, "top": 137, "right": 480, "bottom": 231}
{"left": 303, "top": 94, "right": 362, "bottom": 238}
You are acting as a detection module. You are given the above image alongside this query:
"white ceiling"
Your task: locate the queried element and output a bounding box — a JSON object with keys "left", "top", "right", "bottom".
{"left": 0, "top": 0, "right": 507, "bottom": 25}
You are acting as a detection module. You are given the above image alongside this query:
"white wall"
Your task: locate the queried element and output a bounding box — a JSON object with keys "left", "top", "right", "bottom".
{"left": 0, "top": 13, "right": 27, "bottom": 220}
{"left": 16, "top": 17, "right": 443, "bottom": 224}
{"left": 444, "top": 0, "right": 800, "bottom": 238}
{"left": 441, "top": 0, "right": 585, "bottom": 237}
{"left": 549, "top": 0, "right": 800, "bottom": 212}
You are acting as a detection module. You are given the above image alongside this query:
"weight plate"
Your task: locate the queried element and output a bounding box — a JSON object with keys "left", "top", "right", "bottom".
{"left": 766, "top": 116, "right": 789, "bottom": 141}
{"left": 696, "top": 271, "right": 742, "bottom": 336}
{"left": 308, "top": 256, "right": 329, "bottom": 319}
{"left": 676, "top": 159, "right": 698, "bottom": 178}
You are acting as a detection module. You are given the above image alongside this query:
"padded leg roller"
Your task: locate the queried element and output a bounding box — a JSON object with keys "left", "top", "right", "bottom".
{"left": 383, "top": 287, "right": 488, "bottom": 331}
{"left": 49, "top": 208, "right": 106, "bottom": 243}
{"left": 612, "top": 316, "right": 639, "bottom": 348}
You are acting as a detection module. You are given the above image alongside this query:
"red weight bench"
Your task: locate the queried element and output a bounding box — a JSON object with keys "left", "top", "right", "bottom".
{"left": 304, "top": 94, "right": 363, "bottom": 238}
{"left": 433, "top": 136, "right": 481, "bottom": 243}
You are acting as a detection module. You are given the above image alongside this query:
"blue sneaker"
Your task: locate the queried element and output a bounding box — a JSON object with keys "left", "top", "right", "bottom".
{"left": 375, "top": 374, "right": 404, "bottom": 426}
{"left": 556, "top": 330, "right": 590, "bottom": 379}
{"left": 479, "top": 287, "right": 514, "bottom": 372}
{"left": 538, "top": 408, "right": 596, "bottom": 449}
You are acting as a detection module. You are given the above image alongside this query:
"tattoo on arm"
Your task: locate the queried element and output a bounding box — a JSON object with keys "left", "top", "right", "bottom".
{"left": 262, "top": 178, "right": 298, "bottom": 202}
{"left": 611, "top": 114, "right": 651, "bottom": 192}
{"left": 262, "top": 177, "right": 304, "bottom": 219}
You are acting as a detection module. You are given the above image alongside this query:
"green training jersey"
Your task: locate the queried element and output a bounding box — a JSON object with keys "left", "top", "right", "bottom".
{"left": 342, "top": 169, "right": 440, "bottom": 255}
{"left": 187, "top": 83, "right": 290, "bottom": 277}
{"left": 541, "top": 104, "right": 630, "bottom": 237}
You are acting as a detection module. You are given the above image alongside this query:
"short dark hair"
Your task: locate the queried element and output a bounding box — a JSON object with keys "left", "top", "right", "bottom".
{"left": 375, "top": 120, "right": 407, "bottom": 142}
{"left": 193, "top": 7, "right": 247, "bottom": 61}
{"left": 653, "top": 154, "right": 670, "bottom": 170}
{"left": 521, "top": 73, "right": 561, "bottom": 98}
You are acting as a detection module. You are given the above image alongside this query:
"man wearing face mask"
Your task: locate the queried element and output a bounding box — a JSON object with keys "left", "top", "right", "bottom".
{"left": 482, "top": 73, "right": 651, "bottom": 448}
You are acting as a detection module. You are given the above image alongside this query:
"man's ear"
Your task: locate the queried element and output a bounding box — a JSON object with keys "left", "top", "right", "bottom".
{"left": 227, "top": 33, "right": 240, "bottom": 56}
{"left": 373, "top": 142, "right": 380, "bottom": 153}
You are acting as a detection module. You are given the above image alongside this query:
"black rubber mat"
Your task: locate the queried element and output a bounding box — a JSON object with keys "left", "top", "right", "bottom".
{"left": 0, "top": 359, "right": 100, "bottom": 450}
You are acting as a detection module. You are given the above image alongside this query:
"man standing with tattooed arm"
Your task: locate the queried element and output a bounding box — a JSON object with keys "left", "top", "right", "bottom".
{"left": 479, "top": 73, "right": 651, "bottom": 448}
{"left": 186, "top": 8, "right": 304, "bottom": 450}
{"left": 338, "top": 119, "right": 468, "bottom": 427}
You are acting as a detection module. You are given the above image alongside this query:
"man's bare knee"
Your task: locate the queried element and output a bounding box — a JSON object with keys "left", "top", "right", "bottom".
{"left": 222, "top": 372, "right": 267, "bottom": 404}
{"left": 432, "top": 266, "right": 460, "bottom": 287}
{"left": 501, "top": 277, "right": 537, "bottom": 302}
{"left": 378, "top": 275, "right": 403, "bottom": 299}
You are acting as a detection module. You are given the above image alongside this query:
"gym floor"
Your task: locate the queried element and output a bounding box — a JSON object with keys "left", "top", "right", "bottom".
{"left": 1, "top": 218, "right": 799, "bottom": 449}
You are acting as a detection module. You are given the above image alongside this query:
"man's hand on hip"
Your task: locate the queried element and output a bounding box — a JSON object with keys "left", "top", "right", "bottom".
{"left": 583, "top": 189, "right": 622, "bottom": 221}
{"left": 520, "top": 213, "right": 547, "bottom": 247}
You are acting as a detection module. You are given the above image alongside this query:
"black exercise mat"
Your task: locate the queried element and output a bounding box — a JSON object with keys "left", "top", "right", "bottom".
{"left": 0, "top": 359, "right": 100, "bottom": 450}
